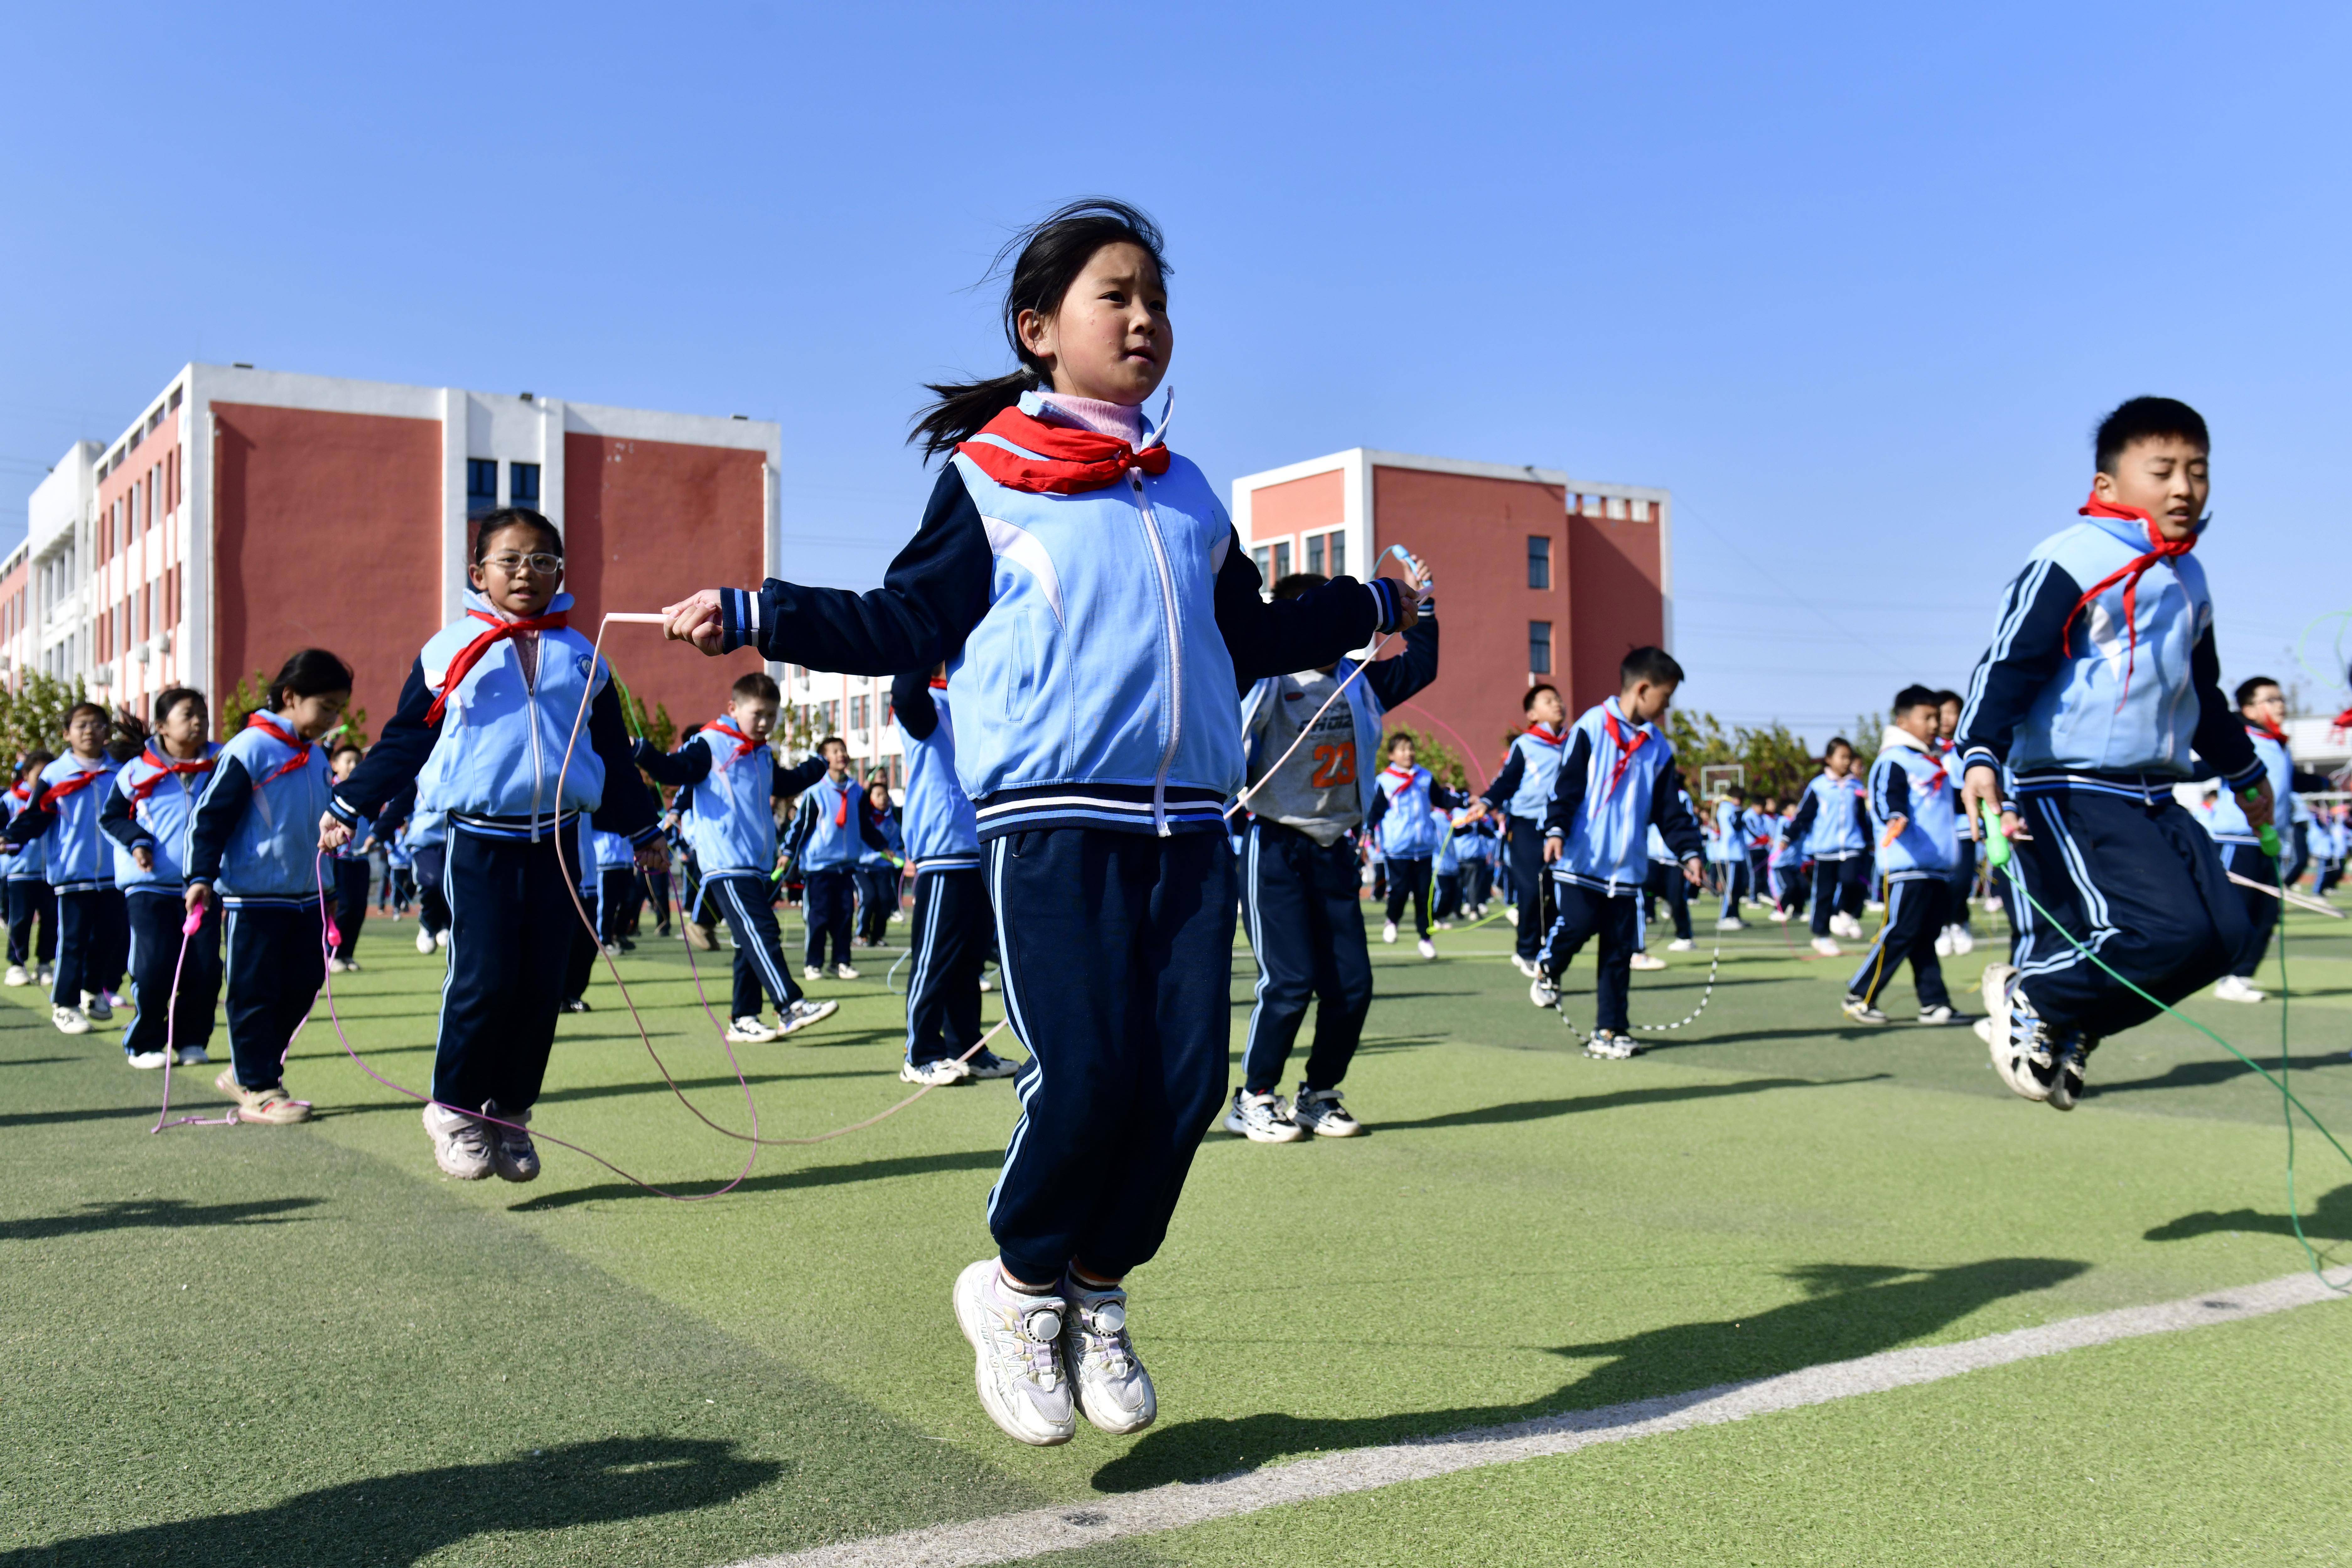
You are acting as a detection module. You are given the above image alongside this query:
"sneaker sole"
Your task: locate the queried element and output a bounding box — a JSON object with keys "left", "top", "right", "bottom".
{"left": 1071, "top": 1369, "right": 1158, "bottom": 1435}
{"left": 1978, "top": 964, "right": 2049, "bottom": 1102}
{"left": 777, "top": 1001, "right": 841, "bottom": 1036}
{"left": 1223, "top": 1114, "right": 1306, "bottom": 1143}
{"left": 1300, "top": 1118, "right": 1363, "bottom": 1137}
{"left": 493, "top": 1156, "right": 541, "bottom": 1182}
{"left": 952, "top": 1260, "right": 1074, "bottom": 1447}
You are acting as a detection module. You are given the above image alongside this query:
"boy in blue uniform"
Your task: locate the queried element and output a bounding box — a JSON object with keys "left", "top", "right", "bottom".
{"left": 891, "top": 667, "right": 1019, "bottom": 1086}
{"left": 1958, "top": 398, "right": 2265, "bottom": 1112}
{"left": 1787, "top": 738, "right": 1867, "bottom": 954}
{"left": 784, "top": 737, "right": 880, "bottom": 980}
{"left": 635, "top": 672, "right": 842, "bottom": 1042}
{"left": 1841, "top": 687, "right": 1961, "bottom": 1025}
{"left": 855, "top": 780, "right": 904, "bottom": 947}
{"left": 1369, "top": 733, "right": 1475, "bottom": 959}
{"left": 1479, "top": 683, "right": 1568, "bottom": 976}
{"left": 1710, "top": 787, "right": 1752, "bottom": 930}
{"left": 7, "top": 704, "right": 128, "bottom": 1034}
{"left": 2198, "top": 676, "right": 2332, "bottom": 1002}
{"left": 101, "top": 688, "right": 221, "bottom": 1069}
{"left": 1641, "top": 779, "right": 1698, "bottom": 953}
{"left": 3, "top": 752, "right": 57, "bottom": 989}
{"left": 326, "top": 744, "right": 374, "bottom": 973}
{"left": 1530, "top": 647, "right": 1707, "bottom": 1058}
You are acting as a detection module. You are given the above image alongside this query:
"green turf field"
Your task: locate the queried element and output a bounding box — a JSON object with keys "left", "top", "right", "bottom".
{"left": 3, "top": 895, "right": 2349, "bottom": 1566}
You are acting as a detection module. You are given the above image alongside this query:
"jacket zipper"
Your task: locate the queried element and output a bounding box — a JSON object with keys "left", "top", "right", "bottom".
{"left": 523, "top": 635, "right": 544, "bottom": 842}
{"left": 1131, "top": 470, "right": 1182, "bottom": 835}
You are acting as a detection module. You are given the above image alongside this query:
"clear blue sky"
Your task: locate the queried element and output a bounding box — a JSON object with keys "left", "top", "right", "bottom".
{"left": 6, "top": 3, "right": 2348, "bottom": 739}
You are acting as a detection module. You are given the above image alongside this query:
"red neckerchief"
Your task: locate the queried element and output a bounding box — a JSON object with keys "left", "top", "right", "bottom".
{"left": 1523, "top": 723, "right": 1565, "bottom": 748}
{"left": 955, "top": 406, "right": 1170, "bottom": 496}
{"left": 2332, "top": 705, "right": 2352, "bottom": 739}
{"left": 7, "top": 782, "right": 27, "bottom": 803}
{"left": 1382, "top": 765, "right": 1420, "bottom": 788}
{"left": 825, "top": 777, "right": 851, "bottom": 828}
{"left": 1601, "top": 709, "right": 1650, "bottom": 801}
{"left": 425, "top": 608, "right": 570, "bottom": 726}
{"left": 2063, "top": 494, "right": 2196, "bottom": 703}
{"left": 36, "top": 763, "right": 109, "bottom": 812}
{"left": 2248, "top": 716, "right": 2289, "bottom": 746}
{"left": 245, "top": 713, "right": 316, "bottom": 785}
{"left": 128, "top": 743, "right": 216, "bottom": 803}
{"left": 707, "top": 720, "right": 762, "bottom": 760}
{"left": 928, "top": 677, "right": 948, "bottom": 690}
{"left": 1893, "top": 741, "right": 1947, "bottom": 797}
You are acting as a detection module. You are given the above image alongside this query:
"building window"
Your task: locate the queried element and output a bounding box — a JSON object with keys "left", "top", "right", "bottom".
{"left": 509, "top": 461, "right": 541, "bottom": 510}
{"left": 1527, "top": 535, "right": 1551, "bottom": 591}
{"left": 467, "top": 459, "right": 498, "bottom": 518}
{"left": 1252, "top": 546, "right": 1272, "bottom": 581}
{"left": 1606, "top": 496, "right": 1627, "bottom": 520}
{"left": 1273, "top": 540, "right": 1292, "bottom": 578}
{"left": 1529, "top": 620, "right": 1553, "bottom": 675}
{"left": 1328, "top": 532, "right": 1345, "bottom": 577}
{"left": 1306, "top": 534, "right": 1323, "bottom": 576}
{"left": 850, "top": 694, "right": 870, "bottom": 731}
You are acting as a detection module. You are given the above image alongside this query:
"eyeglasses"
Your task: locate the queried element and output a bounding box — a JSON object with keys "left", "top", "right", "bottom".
{"left": 484, "top": 552, "right": 562, "bottom": 576}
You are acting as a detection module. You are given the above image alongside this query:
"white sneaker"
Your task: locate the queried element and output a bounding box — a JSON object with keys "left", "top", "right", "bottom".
{"left": 1529, "top": 973, "right": 1560, "bottom": 1009}
{"left": 483, "top": 1099, "right": 540, "bottom": 1183}
{"left": 1667, "top": 937, "right": 1695, "bottom": 952}
{"left": 1510, "top": 953, "right": 1539, "bottom": 978}
{"left": 328, "top": 957, "right": 348, "bottom": 974}
{"left": 902, "top": 1057, "right": 971, "bottom": 1086}
{"left": 1769, "top": 908, "right": 1791, "bottom": 923}
{"left": 1504, "top": 905, "right": 1519, "bottom": 927}
{"left": 1629, "top": 952, "right": 1666, "bottom": 970}
{"left": 174, "top": 1045, "right": 209, "bottom": 1066}
{"left": 415, "top": 927, "right": 436, "bottom": 955}
{"left": 1933, "top": 928, "right": 1954, "bottom": 958}
{"left": 434, "top": 929, "right": 448, "bottom": 950}
{"left": 1918, "top": 1004, "right": 1957, "bottom": 1025}
{"left": 725, "top": 1016, "right": 780, "bottom": 1043}
{"left": 423, "top": 1103, "right": 494, "bottom": 1180}
{"left": 601, "top": 941, "right": 623, "bottom": 958}
{"left": 952, "top": 1260, "right": 1076, "bottom": 1447}
{"left": 52, "top": 1005, "right": 89, "bottom": 1035}
{"left": 1811, "top": 935, "right": 1843, "bottom": 957}
{"left": 776, "top": 999, "right": 838, "bottom": 1035}
{"left": 834, "top": 963, "right": 860, "bottom": 981}
{"left": 1292, "top": 1085, "right": 1361, "bottom": 1137}
{"left": 1416, "top": 937, "right": 1436, "bottom": 960}
{"left": 1949, "top": 926, "right": 1975, "bottom": 955}
{"left": 1584, "top": 1029, "right": 1639, "bottom": 1059}
{"left": 978, "top": 972, "right": 997, "bottom": 993}
{"left": 126, "top": 1048, "right": 169, "bottom": 1069}
{"left": 37, "top": 963, "right": 54, "bottom": 986}
{"left": 1841, "top": 996, "right": 1891, "bottom": 1024}
{"left": 1224, "top": 1087, "right": 1307, "bottom": 1142}
{"left": 1977, "top": 965, "right": 2053, "bottom": 1103}
{"left": 1061, "top": 1277, "right": 1156, "bottom": 1435}
{"left": 2213, "top": 975, "right": 2266, "bottom": 1004}
{"left": 964, "top": 1048, "right": 1020, "bottom": 1080}
{"left": 1865, "top": 900, "right": 1886, "bottom": 913}
{"left": 804, "top": 965, "right": 824, "bottom": 981}
{"left": 1981, "top": 898, "right": 2004, "bottom": 916}
{"left": 1714, "top": 916, "right": 1745, "bottom": 932}
{"left": 1382, "top": 920, "right": 1397, "bottom": 944}
{"left": 3, "top": 965, "right": 24, "bottom": 986}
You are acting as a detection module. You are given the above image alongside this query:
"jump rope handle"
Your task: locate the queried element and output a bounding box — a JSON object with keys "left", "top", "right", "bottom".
{"left": 180, "top": 907, "right": 205, "bottom": 936}
{"left": 2246, "top": 788, "right": 2281, "bottom": 860}
{"left": 1981, "top": 802, "right": 2012, "bottom": 870}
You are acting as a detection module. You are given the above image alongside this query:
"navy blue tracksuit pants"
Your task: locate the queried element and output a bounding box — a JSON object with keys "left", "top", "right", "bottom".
{"left": 331, "top": 857, "right": 370, "bottom": 962}
{"left": 1240, "top": 821, "right": 1373, "bottom": 1094}
{"left": 124, "top": 889, "right": 220, "bottom": 1060}
{"left": 2225, "top": 841, "right": 2278, "bottom": 981}
{"left": 223, "top": 901, "right": 325, "bottom": 1091}
{"left": 53, "top": 886, "right": 127, "bottom": 1007}
{"left": 434, "top": 826, "right": 578, "bottom": 1114}
{"left": 1810, "top": 856, "right": 1868, "bottom": 936}
{"left": 701, "top": 871, "right": 805, "bottom": 1020}
{"left": 2007, "top": 788, "right": 2247, "bottom": 1039}
{"left": 1537, "top": 878, "right": 1642, "bottom": 1033}
{"left": 1845, "top": 873, "right": 1952, "bottom": 1011}
{"left": 802, "top": 867, "right": 855, "bottom": 970}
{"left": 1505, "top": 817, "right": 1553, "bottom": 961}
{"left": 597, "top": 867, "right": 634, "bottom": 945}
{"left": 412, "top": 843, "right": 449, "bottom": 940}
{"left": 8, "top": 877, "right": 55, "bottom": 968}
{"left": 986, "top": 827, "right": 1234, "bottom": 1285}
{"left": 905, "top": 866, "right": 988, "bottom": 1066}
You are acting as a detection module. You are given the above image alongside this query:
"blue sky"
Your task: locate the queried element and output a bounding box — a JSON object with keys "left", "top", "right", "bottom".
{"left": 5, "top": 3, "right": 2347, "bottom": 738}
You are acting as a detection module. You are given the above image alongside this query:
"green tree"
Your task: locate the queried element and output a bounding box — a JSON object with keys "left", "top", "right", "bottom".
{"left": 1384, "top": 725, "right": 1469, "bottom": 791}
{"left": 220, "top": 669, "right": 272, "bottom": 737}
{"left": 0, "top": 671, "right": 89, "bottom": 763}
{"left": 1666, "top": 708, "right": 1833, "bottom": 804}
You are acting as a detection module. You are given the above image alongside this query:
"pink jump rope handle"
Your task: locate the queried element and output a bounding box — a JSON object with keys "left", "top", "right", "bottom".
{"left": 181, "top": 908, "right": 205, "bottom": 936}
{"left": 325, "top": 919, "right": 343, "bottom": 947}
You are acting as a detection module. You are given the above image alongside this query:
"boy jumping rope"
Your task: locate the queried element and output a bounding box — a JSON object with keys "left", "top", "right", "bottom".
{"left": 1959, "top": 397, "right": 2267, "bottom": 1112}
{"left": 1480, "top": 683, "right": 1567, "bottom": 977}
{"left": 1787, "top": 738, "right": 1867, "bottom": 954}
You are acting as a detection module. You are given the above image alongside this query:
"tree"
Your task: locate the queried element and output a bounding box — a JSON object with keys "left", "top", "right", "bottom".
{"left": 1666, "top": 708, "right": 1832, "bottom": 803}
{"left": 0, "top": 671, "right": 88, "bottom": 763}
{"left": 220, "top": 669, "right": 271, "bottom": 738}
{"left": 1389, "top": 725, "right": 1469, "bottom": 791}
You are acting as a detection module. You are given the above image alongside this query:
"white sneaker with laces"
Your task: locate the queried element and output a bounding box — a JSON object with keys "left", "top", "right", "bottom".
{"left": 834, "top": 962, "right": 861, "bottom": 981}
{"left": 726, "top": 1016, "right": 780, "bottom": 1043}
{"left": 1416, "top": 937, "right": 1436, "bottom": 960}
{"left": 1841, "top": 995, "right": 1890, "bottom": 1024}
{"left": 1529, "top": 972, "right": 1560, "bottom": 1009}
{"left": 1714, "top": 916, "right": 1745, "bottom": 932}
{"left": 1584, "top": 1029, "right": 1639, "bottom": 1060}
{"left": 902, "top": 1057, "right": 971, "bottom": 1086}
{"left": 3, "top": 964, "right": 24, "bottom": 986}
{"left": 1667, "top": 937, "right": 1695, "bottom": 952}
{"left": 965, "top": 1049, "right": 1020, "bottom": 1080}
{"left": 1629, "top": 951, "right": 1666, "bottom": 970}
{"left": 952, "top": 1260, "right": 1076, "bottom": 1447}
{"left": 1510, "top": 953, "right": 1539, "bottom": 978}
{"left": 1382, "top": 920, "right": 1397, "bottom": 944}
{"left": 415, "top": 927, "right": 436, "bottom": 955}
{"left": 804, "top": 965, "right": 822, "bottom": 980}
{"left": 2213, "top": 975, "right": 2266, "bottom": 1004}
{"left": 1292, "top": 1085, "right": 1361, "bottom": 1136}
{"left": 1949, "top": 925, "right": 1975, "bottom": 955}
{"left": 1224, "top": 1087, "right": 1306, "bottom": 1142}
{"left": 423, "top": 1103, "right": 494, "bottom": 1180}
{"left": 1811, "top": 935, "right": 1843, "bottom": 957}
{"left": 174, "top": 1045, "right": 209, "bottom": 1066}
{"left": 37, "top": 964, "right": 54, "bottom": 986}
{"left": 1933, "top": 928, "right": 1954, "bottom": 958}
{"left": 1061, "top": 1277, "right": 1156, "bottom": 1435}
{"left": 483, "top": 1099, "right": 540, "bottom": 1183}
{"left": 52, "top": 1005, "right": 89, "bottom": 1035}
{"left": 127, "top": 1048, "right": 168, "bottom": 1069}
{"left": 1918, "top": 1004, "right": 1956, "bottom": 1024}
{"left": 776, "top": 998, "right": 838, "bottom": 1035}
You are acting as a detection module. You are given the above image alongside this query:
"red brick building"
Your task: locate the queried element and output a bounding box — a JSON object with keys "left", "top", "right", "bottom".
{"left": 1233, "top": 449, "right": 1671, "bottom": 788}
{"left": 14, "top": 366, "right": 780, "bottom": 741}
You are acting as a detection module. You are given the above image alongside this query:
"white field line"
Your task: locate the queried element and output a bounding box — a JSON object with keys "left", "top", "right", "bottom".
{"left": 729, "top": 1266, "right": 2348, "bottom": 1568}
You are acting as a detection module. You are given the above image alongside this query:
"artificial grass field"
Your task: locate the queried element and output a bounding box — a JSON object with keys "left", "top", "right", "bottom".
{"left": 3, "top": 894, "right": 2349, "bottom": 1566}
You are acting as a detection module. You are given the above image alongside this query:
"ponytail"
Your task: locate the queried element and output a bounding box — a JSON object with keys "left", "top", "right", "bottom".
{"left": 908, "top": 197, "right": 1170, "bottom": 461}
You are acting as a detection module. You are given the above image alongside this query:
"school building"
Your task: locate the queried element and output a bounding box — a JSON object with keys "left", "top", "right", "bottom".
{"left": 7, "top": 364, "right": 782, "bottom": 745}
{"left": 1232, "top": 448, "right": 1672, "bottom": 784}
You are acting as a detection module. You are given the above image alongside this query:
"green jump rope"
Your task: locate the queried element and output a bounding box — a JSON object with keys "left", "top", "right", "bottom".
{"left": 1983, "top": 796, "right": 2349, "bottom": 1293}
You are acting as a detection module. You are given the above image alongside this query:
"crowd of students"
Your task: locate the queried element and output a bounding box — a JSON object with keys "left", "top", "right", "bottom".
{"left": 3, "top": 198, "right": 2340, "bottom": 1464}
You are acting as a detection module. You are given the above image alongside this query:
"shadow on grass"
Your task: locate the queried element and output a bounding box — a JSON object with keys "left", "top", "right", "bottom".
{"left": 1089, "top": 1255, "right": 2086, "bottom": 1493}
{"left": 0, "top": 1435, "right": 780, "bottom": 1566}
{"left": 1375, "top": 1073, "right": 1887, "bottom": 1132}
{"left": 2088, "top": 1053, "right": 2352, "bottom": 1098}
{"left": 0, "top": 1196, "right": 322, "bottom": 1241}
{"left": 2145, "top": 1182, "right": 2352, "bottom": 1244}
{"left": 508, "top": 1146, "right": 1003, "bottom": 1211}
{"left": 0, "top": 1104, "right": 163, "bottom": 1130}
